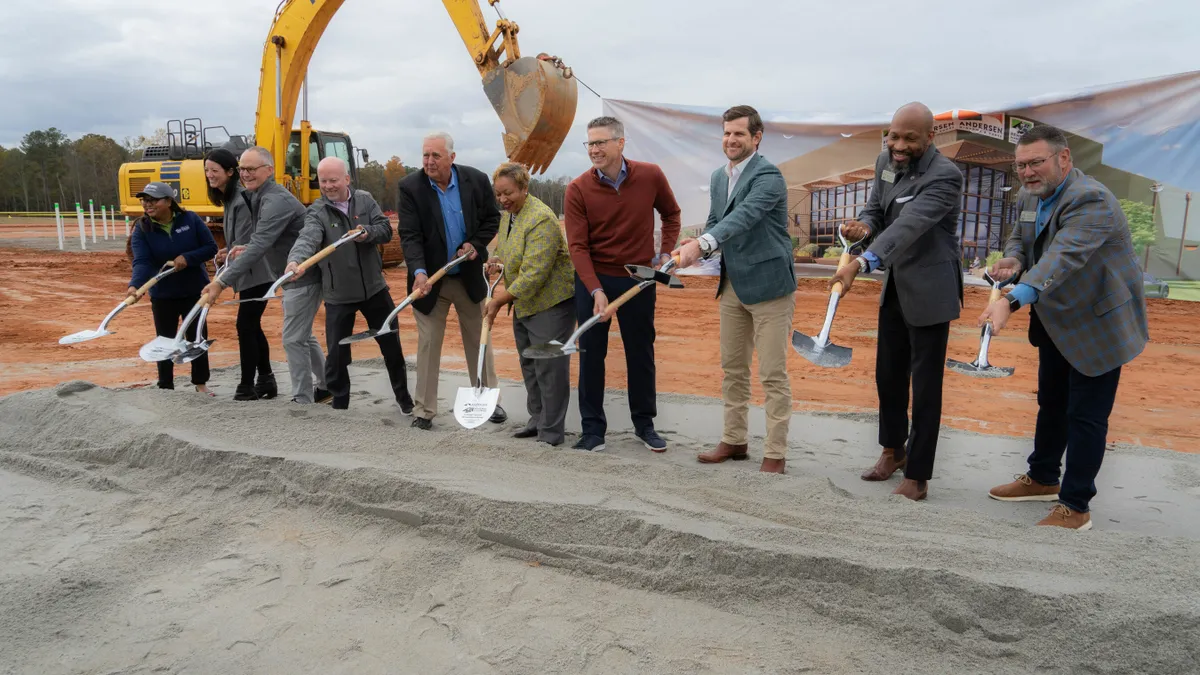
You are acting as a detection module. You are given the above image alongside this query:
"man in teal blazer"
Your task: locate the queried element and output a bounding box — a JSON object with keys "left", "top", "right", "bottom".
{"left": 675, "top": 105, "right": 797, "bottom": 474}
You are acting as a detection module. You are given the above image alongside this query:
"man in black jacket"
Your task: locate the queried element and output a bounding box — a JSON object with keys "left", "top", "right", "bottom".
{"left": 397, "top": 131, "right": 503, "bottom": 430}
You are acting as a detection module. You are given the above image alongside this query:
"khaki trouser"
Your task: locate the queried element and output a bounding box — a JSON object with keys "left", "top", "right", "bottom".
{"left": 719, "top": 279, "right": 794, "bottom": 460}
{"left": 412, "top": 276, "right": 498, "bottom": 420}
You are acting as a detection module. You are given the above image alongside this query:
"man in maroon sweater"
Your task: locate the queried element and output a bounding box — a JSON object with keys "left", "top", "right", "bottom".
{"left": 564, "top": 116, "right": 682, "bottom": 453}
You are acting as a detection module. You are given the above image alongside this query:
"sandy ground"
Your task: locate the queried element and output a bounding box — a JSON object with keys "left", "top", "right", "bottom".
{"left": 2, "top": 221, "right": 1200, "bottom": 673}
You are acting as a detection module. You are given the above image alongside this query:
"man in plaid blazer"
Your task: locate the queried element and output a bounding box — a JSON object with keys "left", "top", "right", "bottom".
{"left": 979, "top": 124, "right": 1149, "bottom": 531}
{"left": 674, "top": 105, "right": 797, "bottom": 474}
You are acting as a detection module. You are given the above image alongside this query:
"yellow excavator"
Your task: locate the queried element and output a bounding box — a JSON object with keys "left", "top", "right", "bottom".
{"left": 117, "top": 0, "right": 577, "bottom": 248}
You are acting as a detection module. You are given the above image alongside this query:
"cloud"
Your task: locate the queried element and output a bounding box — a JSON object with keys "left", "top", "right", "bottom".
{"left": 2, "top": 0, "right": 1198, "bottom": 180}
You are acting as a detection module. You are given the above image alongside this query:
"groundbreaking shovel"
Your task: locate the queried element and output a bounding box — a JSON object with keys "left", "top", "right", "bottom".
{"left": 523, "top": 255, "right": 681, "bottom": 359}
{"left": 223, "top": 227, "right": 365, "bottom": 305}
{"left": 338, "top": 252, "right": 471, "bottom": 345}
{"left": 139, "top": 257, "right": 231, "bottom": 363}
{"left": 59, "top": 262, "right": 180, "bottom": 345}
{"left": 454, "top": 265, "right": 504, "bottom": 429}
{"left": 791, "top": 225, "right": 864, "bottom": 368}
{"left": 946, "top": 272, "right": 1015, "bottom": 378}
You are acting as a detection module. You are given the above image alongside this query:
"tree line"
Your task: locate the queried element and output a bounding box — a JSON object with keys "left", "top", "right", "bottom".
{"left": 355, "top": 156, "right": 571, "bottom": 217}
{"left": 0, "top": 128, "right": 130, "bottom": 212}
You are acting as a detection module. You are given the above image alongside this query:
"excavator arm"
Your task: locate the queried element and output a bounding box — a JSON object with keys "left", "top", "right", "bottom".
{"left": 254, "top": 0, "right": 577, "bottom": 176}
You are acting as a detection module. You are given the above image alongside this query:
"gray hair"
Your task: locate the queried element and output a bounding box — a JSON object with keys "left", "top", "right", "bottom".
{"left": 1016, "top": 124, "right": 1069, "bottom": 153}
{"left": 587, "top": 116, "right": 624, "bottom": 139}
{"left": 242, "top": 146, "right": 274, "bottom": 168}
{"left": 423, "top": 131, "right": 455, "bottom": 154}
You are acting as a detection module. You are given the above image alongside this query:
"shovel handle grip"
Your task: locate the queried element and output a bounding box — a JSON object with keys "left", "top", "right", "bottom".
{"left": 988, "top": 285, "right": 1003, "bottom": 303}
{"left": 125, "top": 275, "right": 162, "bottom": 304}
{"left": 602, "top": 282, "right": 647, "bottom": 321}
{"left": 831, "top": 250, "right": 853, "bottom": 296}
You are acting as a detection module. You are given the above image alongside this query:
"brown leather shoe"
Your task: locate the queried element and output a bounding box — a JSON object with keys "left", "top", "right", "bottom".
{"left": 861, "top": 448, "right": 906, "bottom": 481}
{"left": 1036, "top": 504, "right": 1092, "bottom": 530}
{"left": 892, "top": 478, "right": 927, "bottom": 501}
{"left": 697, "top": 442, "right": 749, "bottom": 464}
{"left": 760, "top": 458, "right": 786, "bottom": 474}
{"left": 988, "top": 474, "right": 1060, "bottom": 502}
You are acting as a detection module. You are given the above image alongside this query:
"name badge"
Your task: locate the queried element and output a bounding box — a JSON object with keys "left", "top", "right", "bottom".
{"left": 1019, "top": 210, "right": 1036, "bottom": 223}
{"left": 881, "top": 170, "right": 896, "bottom": 184}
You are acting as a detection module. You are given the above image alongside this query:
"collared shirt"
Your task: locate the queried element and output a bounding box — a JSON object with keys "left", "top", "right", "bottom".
{"left": 1009, "top": 178, "right": 1070, "bottom": 307}
{"left": 330, "top": 190, "right": 351, "bottom": 216}
{"left": 700, "top": 153, "right": 758, "bottom": 254}
{"left": 423, "top": 167, "right": 467, "bottom": 276}
{"left": 595, "top": 159, "right": 628, "bottom": 192}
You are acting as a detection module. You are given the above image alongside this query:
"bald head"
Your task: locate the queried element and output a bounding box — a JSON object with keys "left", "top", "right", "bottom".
{"left": 885, "top": 101, "right": 935, "bottom": 170}
{"left": 317, "top": 156, "right": 352, "bottom": 202}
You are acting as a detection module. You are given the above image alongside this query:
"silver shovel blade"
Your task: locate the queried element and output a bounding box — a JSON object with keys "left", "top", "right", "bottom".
{"left": 791, "top": 331, "right": 853, "bottom": 368}
{"left": 59, "top": 328, "right": 111, "bottom": 345}
{"left": 172, "top": 340, "right": 215, "bottom": 364}
{"left": 945, "top": 358, "right": 1015, "bottom": 378}
{"left": 521, "top": 340, "right": 580, "bottom": 360}
{"left": 453, "top": 385, "right": 501, "bottom": 429}
{"left": 624, "top": 264, "right": 685, "bottom": 288}
{"left": 139, "top": 336, "right": 185, "bottom": 362}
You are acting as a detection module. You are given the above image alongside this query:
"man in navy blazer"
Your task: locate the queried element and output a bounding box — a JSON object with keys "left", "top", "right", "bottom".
{"left": 674, "top": 105, "right": 797, "bottom": 474}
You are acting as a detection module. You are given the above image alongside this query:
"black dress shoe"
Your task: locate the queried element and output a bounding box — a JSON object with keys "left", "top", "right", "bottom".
{"left": 313, "top": 388, "right": 333, "bottom": 404}
{"left": 234, "top": 384, "right": 259, "bottom": 401}
{"left": 254, "top": 373, "right": 278, "bottom": 400}
{"left": 513, "top": 427, "right": 538, "bottom": 439}
{"left": 397, "top": 393, "right": 414, "bottom": 415}
{"left": 331, "top": 395, "right": 350, "bottom": 410}
{"left": 411, "top": 417, "right": 432, "bottom": 430}
{"left": 489, "top": 405, "right": 507, "bottom": 424}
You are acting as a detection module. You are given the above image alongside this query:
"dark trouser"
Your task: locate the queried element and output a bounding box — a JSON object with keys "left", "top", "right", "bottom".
{"left": 876, "top": 280, "right": 950, "bottom": 482}
{"left": 150, "top": 295, "right": 209, "bottom": 389}
{"left": 235, "top": 282, "right": 273, "bottom": 387}
{"left": 513, "top": 299, "right": 575, "bottom": 445}
{"left": 574, "top": 273, "right": 656, "bottom": 438}
{"left": 323, "top": 289, "right": 409, "bottom": 410}
{"left": 1026, "top": 312, "right": 1121, "bottom": 513}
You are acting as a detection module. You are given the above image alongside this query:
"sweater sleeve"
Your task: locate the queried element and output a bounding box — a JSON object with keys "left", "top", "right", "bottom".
{"left": 564, "top": 181, "right": 601, "bottom": 294}
{"left": 181, "top": 213, "right": 217, "bottom": 268}
{"left": 128, "top": 224, "right": 155, "bottom": 289}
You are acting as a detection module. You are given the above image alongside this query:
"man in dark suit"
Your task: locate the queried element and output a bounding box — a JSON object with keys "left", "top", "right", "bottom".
{"left": 397, "top": 131, "right": 503, "bottom": 430}
{"left": 980, "top": 124, "right": 1149, "bottom": 531}
{"left": 831, "top": 102, "right": 965, "bottom": 502}
{"left": 673, "top": 105, "right": 797, "bottom": 474}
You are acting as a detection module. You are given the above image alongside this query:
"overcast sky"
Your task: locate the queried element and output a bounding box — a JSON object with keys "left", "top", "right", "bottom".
{"left": 1, "top": 0, "right": 1196, "bottom": 179}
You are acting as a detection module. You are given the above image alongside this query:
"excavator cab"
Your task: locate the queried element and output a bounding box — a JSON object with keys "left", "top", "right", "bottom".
{"left": 282, "top": 126, "right": 358, "bottom": 203}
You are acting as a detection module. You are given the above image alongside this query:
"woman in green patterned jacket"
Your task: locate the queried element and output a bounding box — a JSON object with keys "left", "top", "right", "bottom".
{"left": 485, "top": 162, "right": 576, "bottom": 447}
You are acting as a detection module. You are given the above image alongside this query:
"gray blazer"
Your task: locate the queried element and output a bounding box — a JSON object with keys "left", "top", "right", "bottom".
{"left": 858, "top": 146, "right": 964, "bottom": 326}
{"left": 1005, "top": 168, "right": 1149, "bottom": 376}
{"left": 222, "top": 181, "right": 317, "bottom": 290}
{"left": 703, "top": 153, "right": 796, "bottom": 305}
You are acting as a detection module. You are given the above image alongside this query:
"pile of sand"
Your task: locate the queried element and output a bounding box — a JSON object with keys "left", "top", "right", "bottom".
{"left": 1, "top": 372, "right": 1198, "bottom": 674}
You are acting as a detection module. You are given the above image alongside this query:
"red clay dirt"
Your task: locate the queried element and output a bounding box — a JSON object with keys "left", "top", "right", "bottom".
{"left": 2, "top": 220, "right": 1197, "bottom": 452}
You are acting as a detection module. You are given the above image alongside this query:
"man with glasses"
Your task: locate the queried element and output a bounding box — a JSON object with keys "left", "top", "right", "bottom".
{"left": 979, "top": 124, "right": 1149, "bottom": 531}
{"left": 563, "top": 116, "right": 682, "bottom": 453}
{"left": 827, "top": 102, "right": 965, "bottom": 502}
{"left": 202, "top": 146, "right": 327, "bottom": 405}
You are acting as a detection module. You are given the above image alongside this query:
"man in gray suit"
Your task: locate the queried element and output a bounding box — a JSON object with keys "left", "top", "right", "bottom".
{"left": 674, "top": 105, "right": 797, "bottom": 474}
{"left": 832, "top": 102, "right": 965, "bottom": 501}
{"left": 980, "top": 124, "right": 1148, "bottom": 531}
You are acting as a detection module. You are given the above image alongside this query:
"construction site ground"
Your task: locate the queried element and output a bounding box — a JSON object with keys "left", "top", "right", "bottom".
{"left": 2, "top": 217, "right": 1197, "bottom": 453}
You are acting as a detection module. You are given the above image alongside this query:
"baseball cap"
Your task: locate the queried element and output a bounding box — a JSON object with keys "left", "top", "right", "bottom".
{"left": 135, "top": 182, "right": 177, "bottom": 200}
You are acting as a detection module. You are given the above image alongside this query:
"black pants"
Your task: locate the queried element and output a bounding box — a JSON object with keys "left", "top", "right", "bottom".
{"left": 876, "top": 280, "right": 950, "bottom": 481}
{"left": 574, "top": 273, "right": 656, "bottom": 438}
{"left": 150, "top": 295, "right": 209, "bottom": 389}
{"left": 324, "top": 289, "right": 410, "bottom": 409}
{"left": 235, "top": 282, "right": 273, "bottom": 387}
{"left": 1026, "top": 314, "right": 1121, "bottom": 513}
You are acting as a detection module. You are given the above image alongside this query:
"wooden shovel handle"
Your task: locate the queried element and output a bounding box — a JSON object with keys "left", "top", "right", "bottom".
{"left": 125, "top": 276, "right": 161, "bottom": 305}
{"left": 831, "top": 250, "right": 853, "bottom": 296}
{"left": 299, "top": 228, "right": 364, "bottom": 271}
{"left": 479, "top": 316, "right": 491, "bottom": 347}
{"left": 988, "top": 285, "right": 1003, "bottom": 303}
{"left": 602, "top": 282, "right": 647, "bottom": 321}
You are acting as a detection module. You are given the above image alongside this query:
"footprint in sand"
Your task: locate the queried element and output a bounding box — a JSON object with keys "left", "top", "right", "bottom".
{"left": 288, "top": 409, "right": 309, "bottom": 419}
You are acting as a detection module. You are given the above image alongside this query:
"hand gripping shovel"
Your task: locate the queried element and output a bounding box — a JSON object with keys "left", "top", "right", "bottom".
{"left": 522, "top": 255, "right": 681, "bottom": 359}
{"left": 791, "top": 225, "right": 865, "bottom": 368}
{"left": 338, "top": 252, "right": 471, "bottom": 345}
{"left": 223, "top": 227, "right": 365, "bottom": 305}
{"left": 454, "top": 265, "right": 504, "bottom": 429}
{"left": 60, "top": 263, "right": 180, "bottom": 345}
{"left": 946, "top": 272, "right": 1015, "bottom": 378}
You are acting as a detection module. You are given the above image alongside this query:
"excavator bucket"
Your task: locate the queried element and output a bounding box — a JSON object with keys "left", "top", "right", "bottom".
{"left": 482, "top": 54, "right": 578, "bottom": 175}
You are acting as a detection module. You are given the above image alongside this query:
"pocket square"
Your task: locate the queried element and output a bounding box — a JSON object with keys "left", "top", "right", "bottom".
{"left": 896, "top": 195, "right": 915, "bottom": 203}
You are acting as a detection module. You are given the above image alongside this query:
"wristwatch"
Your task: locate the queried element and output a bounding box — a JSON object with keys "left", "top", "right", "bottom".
{"left": 855, "top": 256, "right": 868, "bottom": 274}
{"left": 1008, "top": 295, "right": 1021, "bottom": 312}
{"left": 698, "top": 237, "right": 713, "bottom": 258}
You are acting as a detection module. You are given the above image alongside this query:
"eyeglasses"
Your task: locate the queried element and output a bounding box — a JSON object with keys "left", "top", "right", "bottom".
{"left": 238, "top": 165, "right": 267, "bottom": 173}
{"left": 1013, "top": 154, "right": 1058, "bottom": 172}
{"left": 583, "top": 138, "right": 620, "bottom": 149}
{"left": 139, "top": 197, "right": 165, "bottom": 204}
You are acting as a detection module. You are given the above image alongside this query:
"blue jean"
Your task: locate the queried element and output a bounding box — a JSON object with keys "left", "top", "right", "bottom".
{"left": 1026, "top": 329, "right": 1122, "bottom": 513}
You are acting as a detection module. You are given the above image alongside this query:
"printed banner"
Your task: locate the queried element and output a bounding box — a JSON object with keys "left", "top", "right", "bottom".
{"left": 1007, "top": 116, "right": 1035, "bottom": 144}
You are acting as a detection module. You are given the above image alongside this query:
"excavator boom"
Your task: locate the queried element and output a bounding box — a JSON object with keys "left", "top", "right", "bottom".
{"left": 256, "top": 0, "right": 576, "bottom": 175}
